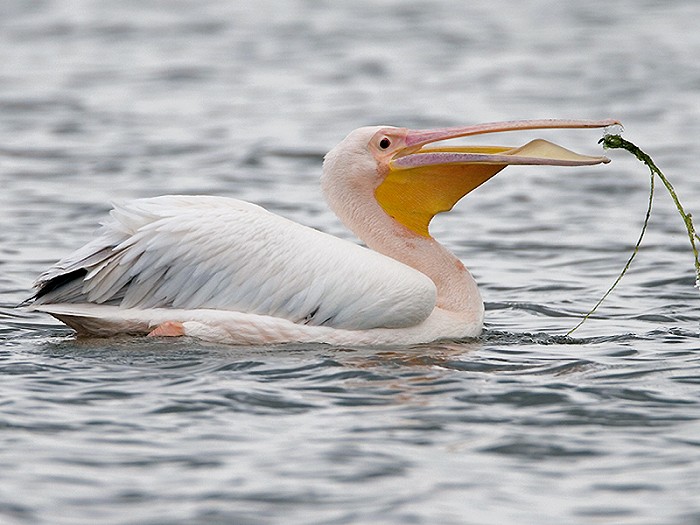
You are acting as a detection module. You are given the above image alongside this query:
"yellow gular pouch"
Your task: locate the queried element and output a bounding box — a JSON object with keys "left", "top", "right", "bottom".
{"left": 375, "top": 139, "right": 598, "bottom": 238}
{"left": 374, "top": 145, "right": 511, "bottom": 238}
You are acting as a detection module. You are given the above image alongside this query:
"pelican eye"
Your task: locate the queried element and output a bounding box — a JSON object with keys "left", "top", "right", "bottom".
{"left": 379, "top": 137, "right": 391, "bottom": 150}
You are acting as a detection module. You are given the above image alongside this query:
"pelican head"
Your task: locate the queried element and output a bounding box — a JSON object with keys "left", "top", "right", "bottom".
{"left": 323, "top": 119, "right": 619, "bottom": 238}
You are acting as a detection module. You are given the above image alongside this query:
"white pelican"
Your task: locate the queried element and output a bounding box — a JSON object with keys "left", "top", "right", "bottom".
{"left": 26, "top": 119, "right": 618, "bottom": 346}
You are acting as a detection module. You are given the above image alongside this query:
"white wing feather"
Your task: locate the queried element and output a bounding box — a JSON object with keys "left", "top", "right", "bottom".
{"left": 31, "top": 196, "right": 437, "bottom": 330}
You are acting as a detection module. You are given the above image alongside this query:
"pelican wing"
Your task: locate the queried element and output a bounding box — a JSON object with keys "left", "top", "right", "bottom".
{"left": 30, "top": 196, "right": 436, "bottom": 330}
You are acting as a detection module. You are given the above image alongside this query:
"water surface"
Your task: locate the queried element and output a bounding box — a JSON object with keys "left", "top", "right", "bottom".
{"left": 1, "top": 1, "right": 699, "bottom": 524}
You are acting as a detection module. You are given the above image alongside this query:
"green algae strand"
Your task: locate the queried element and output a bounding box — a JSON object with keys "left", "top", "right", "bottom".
{"left": 568, "top": 134, "right": 699, "bottom": 335}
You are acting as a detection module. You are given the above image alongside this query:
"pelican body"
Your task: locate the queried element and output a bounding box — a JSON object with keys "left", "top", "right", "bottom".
{"left": 27, "top": 119, "right": 618, "bottom": 345}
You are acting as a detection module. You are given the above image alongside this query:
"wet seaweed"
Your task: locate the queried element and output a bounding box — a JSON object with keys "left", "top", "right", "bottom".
{"left": 568, "top": 134, "right": 700, "bottom": 335}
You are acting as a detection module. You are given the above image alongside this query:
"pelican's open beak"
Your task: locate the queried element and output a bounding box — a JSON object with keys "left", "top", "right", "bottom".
{"left": 376, "top": 118, "right": 621, "bottom": 237}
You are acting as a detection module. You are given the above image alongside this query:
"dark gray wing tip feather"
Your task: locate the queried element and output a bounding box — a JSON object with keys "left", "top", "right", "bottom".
{"left": 21, "top": 268, "right": 88, "bottom": 306}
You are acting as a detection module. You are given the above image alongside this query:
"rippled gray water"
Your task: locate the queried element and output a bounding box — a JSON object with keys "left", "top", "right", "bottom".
{"left": 2, "top": 1, "right": 700, "bottom": 524}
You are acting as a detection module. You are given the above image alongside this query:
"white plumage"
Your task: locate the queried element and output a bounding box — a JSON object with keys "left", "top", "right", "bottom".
{"left": 27, "top": 119, "right": 617, "bottom": 345}
{"left": 34, "top": 195, "right": 435, "bottom": 331}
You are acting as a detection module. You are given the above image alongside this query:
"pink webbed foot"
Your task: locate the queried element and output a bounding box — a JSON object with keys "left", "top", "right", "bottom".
{"left": 148, "top": 321, "right": 186, "bottom": 337}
